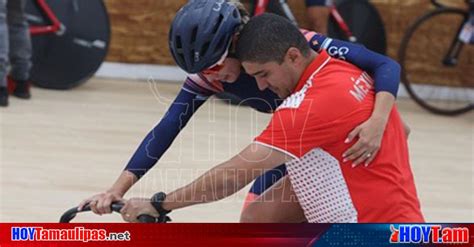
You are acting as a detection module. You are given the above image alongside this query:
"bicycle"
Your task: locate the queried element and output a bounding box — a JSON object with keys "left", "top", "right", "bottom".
{"left": 60, "top": 202, "right": 171, "bottom": 223}
{"left": 398, "top": 0, "right": 474, "bottom": 115}
{"left": 23, "top": 0, "right": 110, "bottom": 90}
{"left": 247, "top": 0, "right": 387, "bottom": 55}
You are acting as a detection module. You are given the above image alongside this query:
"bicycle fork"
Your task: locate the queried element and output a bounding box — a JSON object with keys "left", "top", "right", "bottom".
{"left": 442, "top": 15, "right": 471, "bottom": 66}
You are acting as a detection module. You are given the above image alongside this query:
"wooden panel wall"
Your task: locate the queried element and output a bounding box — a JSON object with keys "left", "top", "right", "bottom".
{"left": 104, "top": 0, "right": 472, "bottom": 73}
{"left": 104, "top": 0, "right": 185, "bottom": 64}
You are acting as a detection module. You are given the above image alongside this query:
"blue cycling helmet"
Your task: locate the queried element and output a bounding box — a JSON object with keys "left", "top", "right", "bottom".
{"left": 169, "top": 0, "right": 241, "bottom": 73}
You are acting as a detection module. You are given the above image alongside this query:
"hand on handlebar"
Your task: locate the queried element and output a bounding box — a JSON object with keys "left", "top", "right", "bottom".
{"left": 120, "top": 198, "right": 161, "bottom": 223}
{"left": 60, "top": 201, "right": 164, "bottom": 223}
{"left": 78, "top": 191, "right": 123, "bottom": 215}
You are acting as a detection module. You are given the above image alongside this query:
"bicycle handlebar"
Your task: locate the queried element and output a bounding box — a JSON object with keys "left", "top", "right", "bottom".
{"left": 59, "top": 202, "right": 169, "bottom": 223}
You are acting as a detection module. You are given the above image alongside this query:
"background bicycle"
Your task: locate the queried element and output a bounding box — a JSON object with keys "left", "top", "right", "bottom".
{"left": 24, "top": 0, "right": 110, "bottom": 90}
{"left": 398, "top": 0, "right": 473, "bottom": 116}
{"left": 245, "top": 0, "right": 387, "bottom": 55}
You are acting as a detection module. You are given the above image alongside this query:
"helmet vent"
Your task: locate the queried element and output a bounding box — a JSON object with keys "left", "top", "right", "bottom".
{"left": 212, "top": 14, "right": 224, "bottom": 34}
{"left": 201, "top": 42, "right": 210, "bottom": 57}
{"left": 232, "top": 9, "right": 239, "bottom": 18}
{"left": 191, "top": 26, "right": 198, "bottom": 44}
{"left": 216, "top": 37, "right": 227, "bottom": 52}
{"left": 175, "top": 36, "right": 183, "bottom": 53}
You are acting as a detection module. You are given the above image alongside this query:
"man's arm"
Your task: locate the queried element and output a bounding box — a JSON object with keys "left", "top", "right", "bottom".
{"left": 302, "top": 30, "right": 403, "bottom": 166}
{"left": 119, "top": 143, "right": 293, "bottom": 221}
{"left": 162, "top": 143, "right": 293, "bottom": 211}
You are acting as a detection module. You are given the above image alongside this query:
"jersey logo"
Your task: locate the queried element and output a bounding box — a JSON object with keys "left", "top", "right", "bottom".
{"left": 349, "top": 72, "right": 374, "bottom": 102}
{"left": 327, "top": 46, "right": 350, "bottom": 60}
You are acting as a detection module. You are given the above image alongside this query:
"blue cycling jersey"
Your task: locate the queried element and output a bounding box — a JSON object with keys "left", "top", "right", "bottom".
{"left": 124, "top": 31, "right": 401, "bottom": 179}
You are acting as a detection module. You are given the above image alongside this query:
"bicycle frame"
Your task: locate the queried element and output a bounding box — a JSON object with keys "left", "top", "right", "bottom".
{"left": 329, "top": 5, "right": 357, "bottom": 42}
{"left": 443, "top": 19, "right": 467, "bottom": 66}
{"left": 254, "top": 0, "right": 298, "bottom": 25}
{"left": 254, "top": 0, "right": 269, "bottom": 15}
{"left": 253, "top": 0, "right": 356, "bottom": 41}
{"left": 430, "top": 0, "right": 471, "bottom": 66}
{"left": 29, "top": 0, "right": 61, "bottom": 35}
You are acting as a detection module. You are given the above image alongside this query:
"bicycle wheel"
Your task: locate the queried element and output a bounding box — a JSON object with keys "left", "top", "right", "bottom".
{"left": 26, "top": 0, "right": 110, "bottom": 89}
{"left": 328, "top": 0, "right": 387, "bottom": 55}
{"left": 398, "top": 8, "right": 473, "bottom": 115}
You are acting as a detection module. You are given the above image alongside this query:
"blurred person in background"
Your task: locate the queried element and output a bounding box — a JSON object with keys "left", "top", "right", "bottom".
{"left": 0, "top": 0, "right": 32, "bottom": 107}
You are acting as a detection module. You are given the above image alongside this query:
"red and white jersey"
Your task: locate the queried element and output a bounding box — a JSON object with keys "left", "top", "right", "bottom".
{"left": 255, "top": 51, "right": 424, "bottom": 223}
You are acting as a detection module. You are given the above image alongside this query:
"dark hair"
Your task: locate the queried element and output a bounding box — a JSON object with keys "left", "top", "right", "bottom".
{"left": 236, "top": 13, "right": 310, "bottom": 64}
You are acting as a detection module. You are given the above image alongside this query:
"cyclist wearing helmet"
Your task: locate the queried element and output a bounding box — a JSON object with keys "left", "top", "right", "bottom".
{"left": 79, "top": 0, "right": 407, "bottom": 217}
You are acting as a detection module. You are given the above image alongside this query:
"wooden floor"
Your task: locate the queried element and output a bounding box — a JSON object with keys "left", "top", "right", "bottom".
{"left": 0, "top": 78, "right": 472, "bottom": 222}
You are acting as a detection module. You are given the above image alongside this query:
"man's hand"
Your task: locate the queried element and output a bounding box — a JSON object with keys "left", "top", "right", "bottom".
{"left": 78, "top": 190, "right": 123, "bottom": 215}
{"left": 120, "top": 198, "right": 159, "bottom": 223}
{"left": 343, "top": 116, "right": 387, "bottom": 167}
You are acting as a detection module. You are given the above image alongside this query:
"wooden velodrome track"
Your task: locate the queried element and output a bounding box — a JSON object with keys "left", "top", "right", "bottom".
{"left": 0, "top": 78, "right": 472, "bottom": 222}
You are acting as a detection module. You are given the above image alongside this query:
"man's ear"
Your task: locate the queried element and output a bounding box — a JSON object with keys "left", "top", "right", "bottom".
{"left": 285, "top": 47, "right": 302, "bottom": 64}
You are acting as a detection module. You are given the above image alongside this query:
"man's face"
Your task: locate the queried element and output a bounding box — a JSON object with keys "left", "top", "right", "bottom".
{"left": 242, "top": 58, "right": 297, "bottom": 99}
